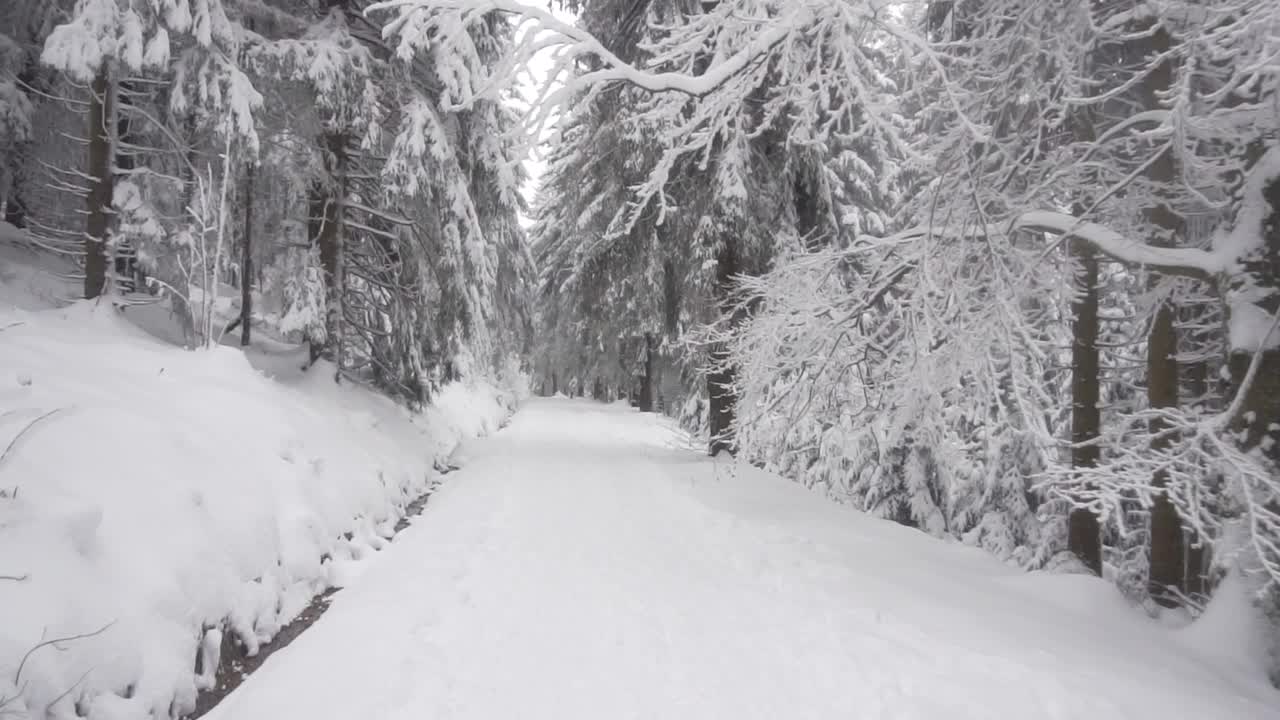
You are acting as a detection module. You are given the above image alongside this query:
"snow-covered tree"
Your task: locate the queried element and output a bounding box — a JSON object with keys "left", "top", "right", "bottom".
{"left": 380, "top": 0, "right": 1280, "bottom": 612}
{"left": 38, "top": 0, "right": 259, "bottom": 299}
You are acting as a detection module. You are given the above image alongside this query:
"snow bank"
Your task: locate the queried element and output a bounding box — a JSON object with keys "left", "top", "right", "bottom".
{"left": 0, "top": 300, "right": 519, "bottom": 719}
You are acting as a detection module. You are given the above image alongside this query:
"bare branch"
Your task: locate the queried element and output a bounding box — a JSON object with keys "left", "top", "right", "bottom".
{"left": 0, "top": 409, "right": 67, "bottom": 471}
{"left": 14, "top": 621, "right": 116, "bottom": 688}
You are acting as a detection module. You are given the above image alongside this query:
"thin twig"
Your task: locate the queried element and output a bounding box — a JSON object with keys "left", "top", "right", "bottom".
{"left": 44, "top": 667, "right": 93, "bottom": 712}
{"left": 0, "top": 409, "right": 65, "bottom": 470}
{"left": 14, "top": 622, "right": 116, "bottom": 688}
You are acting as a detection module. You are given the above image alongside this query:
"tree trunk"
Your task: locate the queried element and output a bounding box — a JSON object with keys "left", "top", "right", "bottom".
{"left": 1180, "top": 305, "right": 1214, "bottom": 599}
{"left": 84, "top": 63, "right": 113, "bottom": 300}
{"left": 4, "top": 57, "right": 36, "bottom": 229}
{"left": 1069, "top": 236, "right": 1103, "bottom": 575}
{"left": 638, "top": 333, "right": 655, "bottom": 412}
{"left": 1147, "top": 294, "right": 1184, "bottom": 605}
{"left": 1229, "top": 345, "right": 1280, "bottom": 465}
{"left": 1141, "top": 24, "right": 1186, "bottom": 607}
{"left": 306, "top": 184, "right": 326, "bottom": 362}
{"left": 311, "top": 133, "right": 347, "bottom": 368}
{"left": 240, "top": 162, "right": 255, "bottom": 347}
{"left": 1227, "top": 169, "right": 1280, "bottom": 472}
{"left": 2, "top": 177, "right": 26, "bottom": 228}
{"left": 708, "top": 234, "right": 741, "bottom": 456}
{"left": 113, "top": 80, "right": 138, "bottom": 291}
{"left": 663, "top": 259, "right": 679, "bottom": 336}
{"left": 707, "top": 342, "right": 736, "bottom": 455}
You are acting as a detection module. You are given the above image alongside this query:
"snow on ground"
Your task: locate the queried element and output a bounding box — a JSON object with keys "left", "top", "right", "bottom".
{"left": 205, "top": 398, "right": 1280, "bottom": 720}
{"left": 0, "top": 229, "right": 523, "bottom": 719}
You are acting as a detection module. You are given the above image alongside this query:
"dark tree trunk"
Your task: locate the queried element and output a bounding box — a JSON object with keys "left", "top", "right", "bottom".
{"left": 708, "top": 235, "right": 741, "bottom": 456}
{"left": 240, "top": 162, "right": 255, "bottom": 347}
{"left": 638, "top": 333, "right": 655, "bottom": 412}
{"left": 794, "top": 170, "right": 824, "bottom": 251}
{"left": 1069, "top": 236, "right": 1103, "bottom": 575}
{"left": 84, "top": 63, "right": 113, "bottom": 300}
{"left": 707, "top": 343, "right": 736, "bottom": 455}
{"left": 1227, "top": 171, "right": 1280, "bottom": 473}
{"left": 307, "top": 184, "right": 326, "bottom": 363}
{"left": 1147, "top": 295, "right": 1184, "bottom": 605}
{"left": 1141, "top": 25, "right": 1187, "bottom": 606}
{"left": 310, "top": 133, "right": 347, "bottom": 368}
{"left": 113, "top": 80, "right": 139, "bottom": 291}
{"left": 3, "top": 182, "right": 27, "bottom": 228}
{"left": 1180, "top": 305, "right": 1214, "bottom": 599}
{"left": 1221, "top": 169, "right": 1280, "bottom": 583}
{"left": 4, "top": 58, "right": 35, "bottom": 229}
{"left": 1229, "top": 344, "right": 1280, "bottom": 466}
{"left": 663, "top": 259, "right": 679, "bottom": 336}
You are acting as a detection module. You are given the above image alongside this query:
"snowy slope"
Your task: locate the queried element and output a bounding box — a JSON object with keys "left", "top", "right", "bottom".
{"left": 204, "top": 398, "right": 1280, "bottom": 720}
{"left": 0, "top": 252, "right": 522, "bottom": 718}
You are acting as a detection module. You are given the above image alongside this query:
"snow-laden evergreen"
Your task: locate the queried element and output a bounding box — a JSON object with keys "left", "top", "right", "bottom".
{"left": 379, "top": 0, "right": 1280, "bottom": 662}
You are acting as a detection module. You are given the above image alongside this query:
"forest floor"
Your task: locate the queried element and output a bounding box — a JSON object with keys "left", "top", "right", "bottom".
{"left": 202, "top": 398, "right": 1279, "bottom": 720}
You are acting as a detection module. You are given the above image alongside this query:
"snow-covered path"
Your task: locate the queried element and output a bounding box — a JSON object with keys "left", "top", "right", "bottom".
{"left": 207, "top": 399, "right": 1278, "bottom": 720}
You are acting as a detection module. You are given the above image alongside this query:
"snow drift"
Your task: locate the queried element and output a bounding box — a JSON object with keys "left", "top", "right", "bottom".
{"left": 0, "top": 298, "right": 521, "bottom": 719}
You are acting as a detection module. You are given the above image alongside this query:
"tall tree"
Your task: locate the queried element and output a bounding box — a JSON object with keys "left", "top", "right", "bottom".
{"left": 1070, "top": 235, "right": 1103, "bottom": 575}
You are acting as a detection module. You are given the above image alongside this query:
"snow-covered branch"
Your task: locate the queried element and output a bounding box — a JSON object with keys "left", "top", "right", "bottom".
{"left": 868, "top": 211, "right": 1227, "bottom": 280}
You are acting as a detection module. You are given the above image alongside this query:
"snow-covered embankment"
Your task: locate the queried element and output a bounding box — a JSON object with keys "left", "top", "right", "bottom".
{"left": 0, "top": 302, "right": 522, "bottom": 719}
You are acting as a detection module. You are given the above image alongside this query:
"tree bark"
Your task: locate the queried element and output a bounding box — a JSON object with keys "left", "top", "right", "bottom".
{"left": 708, "top": 235, "right": 740, "bottom": 456}
{"left": 113, "top": 80, "right": 138, "bottom": 290}
{"left": 306, "top": 184, "right": 326, "bottom": 362}
{"left": 1069, "top": 235, "right": 1103, "bottom": 575}
{"left": 662, "top": 259, "right": 679, "bottom": 337}
{"left": 707, "top": 342, "right": 736, "bottom": 455}
{"left": 84, "top": 63, "right": 113, "bottom": 300}
{"left": 1220, "top": 167, "right": 1280, "bottom": 579}
{"left": 311, "top": 133, "right": 347, "bottom": 368}
{"left": 1228, "top": 171, "right": 1280, "bottom": 471}
{"left": 240, "top": 162, "right": 255, "bottom": 347}
{"left": 1141, "top": 24, "right": 1186, "bottom": 607}
{"left": 1147, "top": 294, "right": 1184, "bottom": 605}
{"left": 638, "top": 333, "right": 655, "bottom": 412}
{"left": 1179, "top": 304, "right": 1214, "bottom": 599}
{"left": 4, "top": 57, "right": 36, "bottom": 229}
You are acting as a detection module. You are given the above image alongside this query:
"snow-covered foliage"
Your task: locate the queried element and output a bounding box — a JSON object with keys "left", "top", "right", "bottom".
{"left": 235, "top": 1, "right": 534, "bottom": 401}
{"left": 15, "top": 0, "right": 534, "bottom": 402}
{"left": 43, "top": 0, "right": 260, "bottom": 146}
{"left": 389, "top": 0, "right": 1280, "bottom": 659}
{"left": 524, "top": 0, "right": 898, "bottom": 422}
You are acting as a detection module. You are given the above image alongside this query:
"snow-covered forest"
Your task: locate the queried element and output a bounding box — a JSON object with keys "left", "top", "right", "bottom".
{"left": 520, "top": 0, "right": 1280, "bottom": 631}
{"left": 3, "top": 0, "right": 1280, "bottom": 716}
{"left": 3, "top": 0, "right": 535, "bottom": 399}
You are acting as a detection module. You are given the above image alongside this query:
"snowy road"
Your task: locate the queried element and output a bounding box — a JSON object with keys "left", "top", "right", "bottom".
{"left": 206, "top": 399, "right": 1278, "bottom": 720}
